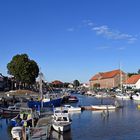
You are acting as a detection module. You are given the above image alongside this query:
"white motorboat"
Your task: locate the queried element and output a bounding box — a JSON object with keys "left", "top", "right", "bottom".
{"left": 0, "top": 104, "right": 20, "bottom": 117}
{"left": 11, "top": 126, "right": 23, "bottom": 140}
{"left": 63, "top": 105, "right": 81, "bottom": 112}
{"left": 115, "top": 93, "right": 130, "bottom": 100}
{"left": 56, "top": 105, "right": 81, "bottom": 113}
{"left": 91, "top": 105, "right": 116, "bottom": 110}
{"left": 0, "top": 106, "right": 20, "bottom": 115}
{"left": 52, "top": 110, "right": 72, "bottom": 132}
{"left": 95, "top": 92, "right": 110, "bottom": 98}
{"left": 132, "top": 92, "right": 140, "bottom": 101}
{"left": 85, "top": 91, "right": 95, "bottom": 96}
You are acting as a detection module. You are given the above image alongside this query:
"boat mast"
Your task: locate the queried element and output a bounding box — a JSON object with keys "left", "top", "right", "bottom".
{"left": 119, "top": 62, "right": 123, "bottom": 93}
{"left": 39, "top": 71, "right": 43, "bottom": 108}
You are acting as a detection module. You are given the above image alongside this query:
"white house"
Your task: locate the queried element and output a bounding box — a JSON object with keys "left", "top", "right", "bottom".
{"left": 124, "top": 74, "right": 140, "bottom": 89}
{"left": 80, "top": 83, "right": 90, "bottom": 88}
{"left": 68, "top": 83, "right": 74, "bottom": 88}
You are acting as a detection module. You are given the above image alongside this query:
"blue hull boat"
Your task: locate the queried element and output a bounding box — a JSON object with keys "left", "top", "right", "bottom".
{"left": 28, "top": 98, "right": 62, "bottom": 108}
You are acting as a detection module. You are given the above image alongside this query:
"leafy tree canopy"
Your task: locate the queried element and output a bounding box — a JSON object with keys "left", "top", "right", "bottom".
{"left": 127, "top": 73, "right": 138, "bottom": 77}
{"left": 7, "top": 54, "right": 39, "bottom": 84}
{"left": 73, "top": 80, "right": 80, "bottom": 87}
{"left": 138, "top": 69, "right": 140, "bottom": 74}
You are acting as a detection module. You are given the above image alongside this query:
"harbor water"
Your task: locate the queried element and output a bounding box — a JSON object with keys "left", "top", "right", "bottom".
{"left": 1, "top": 93, "right": 140, "bottom": 140}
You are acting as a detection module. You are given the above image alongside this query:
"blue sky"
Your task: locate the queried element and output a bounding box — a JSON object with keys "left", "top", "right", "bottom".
{"left": 0, "top": 0, "right": 140, "bottom": 83}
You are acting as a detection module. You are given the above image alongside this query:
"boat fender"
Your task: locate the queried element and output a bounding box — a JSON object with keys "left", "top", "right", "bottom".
{"left": 23, "top": 121, "right": 27, "bottom": 127}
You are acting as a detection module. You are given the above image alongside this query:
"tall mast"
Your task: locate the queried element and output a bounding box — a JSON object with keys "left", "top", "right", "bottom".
{"left": 39, "top": 71, "right": 43, "bottom": 108}
{"left": 119, "top": 62, "right": 122, "bottom": 93}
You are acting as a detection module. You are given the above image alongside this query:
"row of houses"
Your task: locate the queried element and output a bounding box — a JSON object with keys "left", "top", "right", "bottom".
{"left": 89, "top": 69, "right": 140, "bottom": 89}
{"left": 1, "top": 69, "right": 140, "bottom": 91}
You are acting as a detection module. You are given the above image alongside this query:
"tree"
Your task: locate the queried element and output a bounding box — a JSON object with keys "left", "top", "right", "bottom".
{"left": 63, "top": 82, "right": 70, "bottom": 88}
{"left": 7, "top": 54, "right": 39, "bottom": 87}
{"left": 127, "top": 73, "right": 137, "bottom": 77}
{"left": 138, "top": 69, "right": 140, "bottom": 74}
{"left": 73, "top": 80, "right": 80, "bottom": 88}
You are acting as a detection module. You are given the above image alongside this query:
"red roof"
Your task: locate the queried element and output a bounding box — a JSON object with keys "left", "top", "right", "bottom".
{"left": 90, "top": 69, "right": 124, "bottom": 81}
{"left": 126, "top": 75, "right": 140, "bottom": 84}
{"left": 51, "top": 80, "right": 63, "bottom": 85}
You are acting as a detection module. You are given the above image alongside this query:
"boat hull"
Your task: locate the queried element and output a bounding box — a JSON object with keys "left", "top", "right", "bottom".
{"left": 52, "top": 122, "right": 71, "bottom": 132}
{"left": 28, "top": 98, "right": 62, "bottom": 108}
{"left": 67, "top": 96, "right": 79, "bottom": 103}
{"left": 91, "top": 105, "right": 116, "bottom": 110}
{"left": 132, "top": 95, "right": 140, "bottom": 101}
{"left": 116, "top": 96, "right": 130, "bottom": 100}
{"left": 0, "top": 108, "right": 20, "bottom": 117}
{"left": 68, "top": 108, "right": 81, "bottom": 112}
{"left": 56, "top": 105, "right": 81, "bottom": 112}
{"left": 68, "top": 99, "right": 79, "bottom": 103}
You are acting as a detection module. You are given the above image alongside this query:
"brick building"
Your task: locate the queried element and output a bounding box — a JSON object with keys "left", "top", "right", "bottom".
{"left": 89, "top": 69, "right": 127, "bottom": 89}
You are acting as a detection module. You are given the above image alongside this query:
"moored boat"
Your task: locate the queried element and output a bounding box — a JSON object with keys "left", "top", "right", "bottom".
{"left": 132, "top": 92, "right": 140, "bottom": 101}
{"left": 68, "top": 96, "right": 79, "bottom": 103}
{"left": 115, "top": 93, "right": 130, "bottom": 100}
{"left": 28, "top": 72, "right": 63, "bottom": 108}
{"left": 0, "top": 104, "right": 20, "bottom": 117}
{"left": 52, "top": 110, "right": 72, "bottom": 132}
{"left": 56, "top": 105, "right": 81, "bottom": 112}
{"left": 63, "top": 104, "right": 81, "bottom": 112}
{"left": 28, "top": 96, "right": 62, "bottom": 108}
{"left": 91, "top": 105, "right": 116, "bottom": 110}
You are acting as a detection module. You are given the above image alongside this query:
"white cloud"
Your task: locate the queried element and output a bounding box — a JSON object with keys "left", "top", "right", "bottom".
{"left": 96, "top": 45, "right": 128, "bottom": 51}
{"left": 96, "top": 46, "right": 111, "bottom": 50}
{"left": 117, "top": 47, "right": 126, "bottom": 50}
{"left": 127, "top": 37, "right": 137, "bottom": 43}
{"left": 92, "top": 25, "right": 137, "bottom": 43}
{"left": 67, "top": 20, "right": 137, "bottom": 44}
{"left": 67, "top": 27, "right": 74, "bottom": 32}
{"left": 82, "top": 20, "right": 95, "bottom": 27}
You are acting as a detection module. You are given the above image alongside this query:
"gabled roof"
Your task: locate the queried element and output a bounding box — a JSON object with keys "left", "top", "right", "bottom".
{"left": 90, "top": 69, "right": 124, "bottom": 81}
{"left": 51, "top": 80, "right": 63, "bottom": 85}
{"left": 126, "top": 74, "right": 140, "bottom": 84}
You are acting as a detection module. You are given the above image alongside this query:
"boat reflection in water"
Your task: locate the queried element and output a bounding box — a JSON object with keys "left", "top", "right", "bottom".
{"left": 51, "top": 130, "right": 72, "bottom": 140}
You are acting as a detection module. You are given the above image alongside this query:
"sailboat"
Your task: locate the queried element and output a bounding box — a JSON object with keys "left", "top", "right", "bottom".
{"left": 115, "top": 68, "right": 130, "bottom": 100}
{"left": 28, "top": 72, "right": 62, "bottom": 108}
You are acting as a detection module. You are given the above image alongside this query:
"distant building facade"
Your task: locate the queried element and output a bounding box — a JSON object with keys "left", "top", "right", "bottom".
{"left": 80, "top": 83, "right": 90, "bottom": 88}
{"left": 123, "top": 74, "right": 140, "bottom": 89}
{"left": 0, "top": 73, "right": 11, "bottom": 91}
{"left": 89, "top": 69, "right": 127, "bottom": 89}
{"left": 0, "top": 73, "right": 4, "bottom": 90}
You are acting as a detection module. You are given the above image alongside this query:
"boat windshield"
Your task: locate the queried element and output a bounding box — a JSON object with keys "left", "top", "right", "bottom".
{"left": 57, "top": 117, "right": 68, "bottom": 121}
